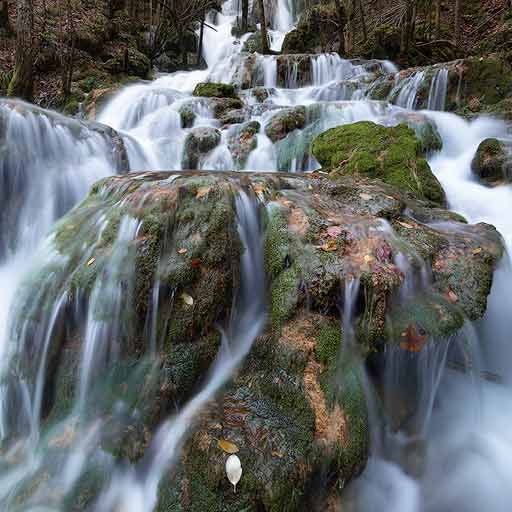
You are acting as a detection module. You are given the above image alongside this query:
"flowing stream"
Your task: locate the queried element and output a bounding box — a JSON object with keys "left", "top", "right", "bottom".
{"left": 0, "top": 0, "right": 512, "bottom": 509}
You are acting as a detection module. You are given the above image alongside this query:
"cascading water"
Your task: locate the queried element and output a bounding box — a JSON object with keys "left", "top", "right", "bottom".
{"left": 1, "top": 0, "right": 512, "bottom": 509}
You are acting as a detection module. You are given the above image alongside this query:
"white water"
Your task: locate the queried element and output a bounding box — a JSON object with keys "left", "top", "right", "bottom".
{"left": 0, "top": 0, "right": 511, "bottom": 509}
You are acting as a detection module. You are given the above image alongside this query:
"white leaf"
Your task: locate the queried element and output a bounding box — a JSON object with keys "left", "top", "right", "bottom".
{"left": 226, "top": 454, "right": 242, "bottom": 493}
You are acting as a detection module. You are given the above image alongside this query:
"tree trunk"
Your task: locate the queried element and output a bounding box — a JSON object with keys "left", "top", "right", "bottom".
{"left": 0, "top": 0, "right": 10, "bottom": 32}
{"left": 8, "top": 0, "right": 34, "bottom": 101}
{"left": 333, "top": 0, "right": 345, "bottom": 54}
{"left": 241, "top": 0, "right": 249, "bottom": 33}
{"left": 358, "top": 0, "right": 367, "bottom": 43}
{"left": 454, "top": 0, "right": 462, "bottom": 47}
{"left": 400, "top": 0, "right": 415, "bottom": 56}
{"left": 257, "top": 0, "right": 270, "bottom": 54}
{"left": 197, "top": 9, "right": 205, "bottom": 66}
{"left": 435, "top": 0, "right": 441, "bottom": 38}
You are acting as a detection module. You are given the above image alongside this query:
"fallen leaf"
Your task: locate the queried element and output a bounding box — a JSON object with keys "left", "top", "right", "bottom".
{"left": 218, "top": 439, "right": 239, "bottom": 454}
{"left": 178, "top": 248, "right": 188, "bottom": 255}
{"left": 447, "top": 290, "right": 458, "bottom": 303}
{"left": 253, "top": 184, "right": 268, "bottom": 195}
{"left": 327, "top": 226, "right": 342, "bottom": 238}
{"left": 472, "top": 247, "right": 482, "bottom": 255}
{"left": 196, "top": 186, "right": 211, "bottom": 199}
{"left": 191, "top": 258, "right": 202, "bottom": 268}
{"left": 400, "top": 324, "right": 427, "bottom": 353}
{"left": 181, "top": 293, "right": 194, "bottom": 306}
{"left": 271, "top": 450, "right": 284, "bottom": 458}
{"left": 318, "top": 240, "right": 338, "bottom": 252}
{"left": 359, "top": 193, "right": 372, "bottom": 201}
{"left": 397, "top": 221, "right": 414, "bottom": 229}
{"left": 86, "top": 258, "right": 96, "bottom": 267}
{"left": 364, "top": 254, "right": 375, "bottom": 264}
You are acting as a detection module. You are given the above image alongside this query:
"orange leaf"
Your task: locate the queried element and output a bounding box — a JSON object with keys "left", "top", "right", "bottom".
{"left": 196, "top": 186, "right": 211, "bottom": 199}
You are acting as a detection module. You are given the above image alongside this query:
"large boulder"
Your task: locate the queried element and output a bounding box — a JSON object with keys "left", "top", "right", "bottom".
{"left": 11, "top": 169, "right": 502, "bottom": 509}
{"left": 472, "top": 138, "right": 512, "bottom": 186}
{"left": 312, "top": 121, "right": 446, "bottom": 205}
{"left": 182, "top": 127, "right": 222, "bottom": 168}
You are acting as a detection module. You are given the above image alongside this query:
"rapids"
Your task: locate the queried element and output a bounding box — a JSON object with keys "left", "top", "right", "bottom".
{"left": 0, "top": 0, "right": 512, "bottom": 510}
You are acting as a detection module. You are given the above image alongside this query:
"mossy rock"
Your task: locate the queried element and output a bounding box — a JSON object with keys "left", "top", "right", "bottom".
{"left": 311, "top": 121, "right": 446, "bottom": 205}
{"left": 282, "top": 3, "right": 344, "bottom": 54}
{"left": 242, "top": 31, "right": 266, "bottom": 53}
{"left": 471, "top": 138, "right": 512, "bottom": 185}
{"left": 182, "top": 127, "right": 221, "bottom": 168}
{"left": 265, "top": 106, "right": 306, "bottom": 143}
{"left": 193, "top": 82, "right": 239, "bottom": 99}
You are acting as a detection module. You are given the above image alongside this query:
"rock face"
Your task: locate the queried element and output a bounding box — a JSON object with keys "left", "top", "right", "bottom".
{"left": 312, "top": 121, "right": 446, "bottom": 205}
{"left": 472, "top": 138, "right": 512, "bottom": 185}
{"left": 182, "top": 127, "right": 222, "bottom": 168}
{"left": 23, "top": 165, "right": 503, "bottom": 510}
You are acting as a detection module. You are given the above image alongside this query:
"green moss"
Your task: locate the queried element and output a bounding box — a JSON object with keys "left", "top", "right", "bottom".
{"left": 193, "top": 82, "right": 238, "bottom": 99}
{"left": 312, "top": 121, "right": 446, "bottom": 205}
{"left": 315, "top": 320, "right": 342, "bottom": 365}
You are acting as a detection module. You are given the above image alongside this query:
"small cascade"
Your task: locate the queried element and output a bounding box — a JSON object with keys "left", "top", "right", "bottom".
{"left": 0, "top": 100, "right": 123, "bottom": 258}
{"left": 427, "top": 68, "right": 449, "bottom": 111}
{"left": 391, "top": 71, "right": 426, "bottom": 110}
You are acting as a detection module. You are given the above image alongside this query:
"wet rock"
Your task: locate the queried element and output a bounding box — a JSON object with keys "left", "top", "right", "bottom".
{"left": 182, "top": 127, "right": 222, "bottom": 168}
{"left": 265, "top": 106, "right": 306, "bottom": 143}
{"left": 242, "top": 31, "right": 266, "bottom": 53}
{"left": 28, "top": 170, "right": 503, "bottom": 510}
{"left": 276, "top": 54, "right": 312, "bottom": 88}
{"left": 209, "top": 97, "right": 245, "bottom": 119}
{"left": 178, "top": 103, "right": 197, "bottom": 128}
{"left": 472, "top": 138, "right": 512, "bottom": 186}
{"left": 193, "top": 82, "right": 239, "bottom": 99}
{"left": 227, "top": 121, "right": 260, "bottom": 168}
{"left": 218, "top": 108, "right": 247, "bottom": 126}
{"left": 312, "top": 121, "right": 446, "bottom": 205}
{"left": 249, "top": 87, "right": 275, "bottom": 103}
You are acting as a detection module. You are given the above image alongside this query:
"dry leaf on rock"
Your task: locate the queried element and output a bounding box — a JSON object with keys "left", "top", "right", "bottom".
{"left": 218, "top": 438, "right": 239, "bottom": 454}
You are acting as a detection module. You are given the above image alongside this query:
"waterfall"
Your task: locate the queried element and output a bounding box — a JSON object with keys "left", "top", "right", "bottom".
{"left": 1, "top": 0, "right": 512, "bottom": 508}
{"left": 427, "top": 68, "right": 449, "bottom": 111}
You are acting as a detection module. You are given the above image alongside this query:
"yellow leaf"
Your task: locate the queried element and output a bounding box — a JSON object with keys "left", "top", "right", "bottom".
{"left": 196, "top": 186, "right": 211, "bottom": 199}
{"left": 86, "top": 258, "right": 96, "bottom": 267}
{"left": 472, "top": 247, "right": 482, "bottom": 255}
{"left": 253, "top": 184, "right": 268, "bottom": 195}
{"left": 218, "top": 439, "right": 239, "bottom": 454}
{"left": 397, "top": 221, "right": 414, "bottom": 229}
{"left": 318, "top": 240, "right": 337, "bottom": 252}
{"left": 178, "top": 248, "right": 188, "bottom": 255}
{"left": 364, "top": 254, "right": 375, "bottom": 264}
{"left": 181, "top": 293, "right": 194, "bottom": 306}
